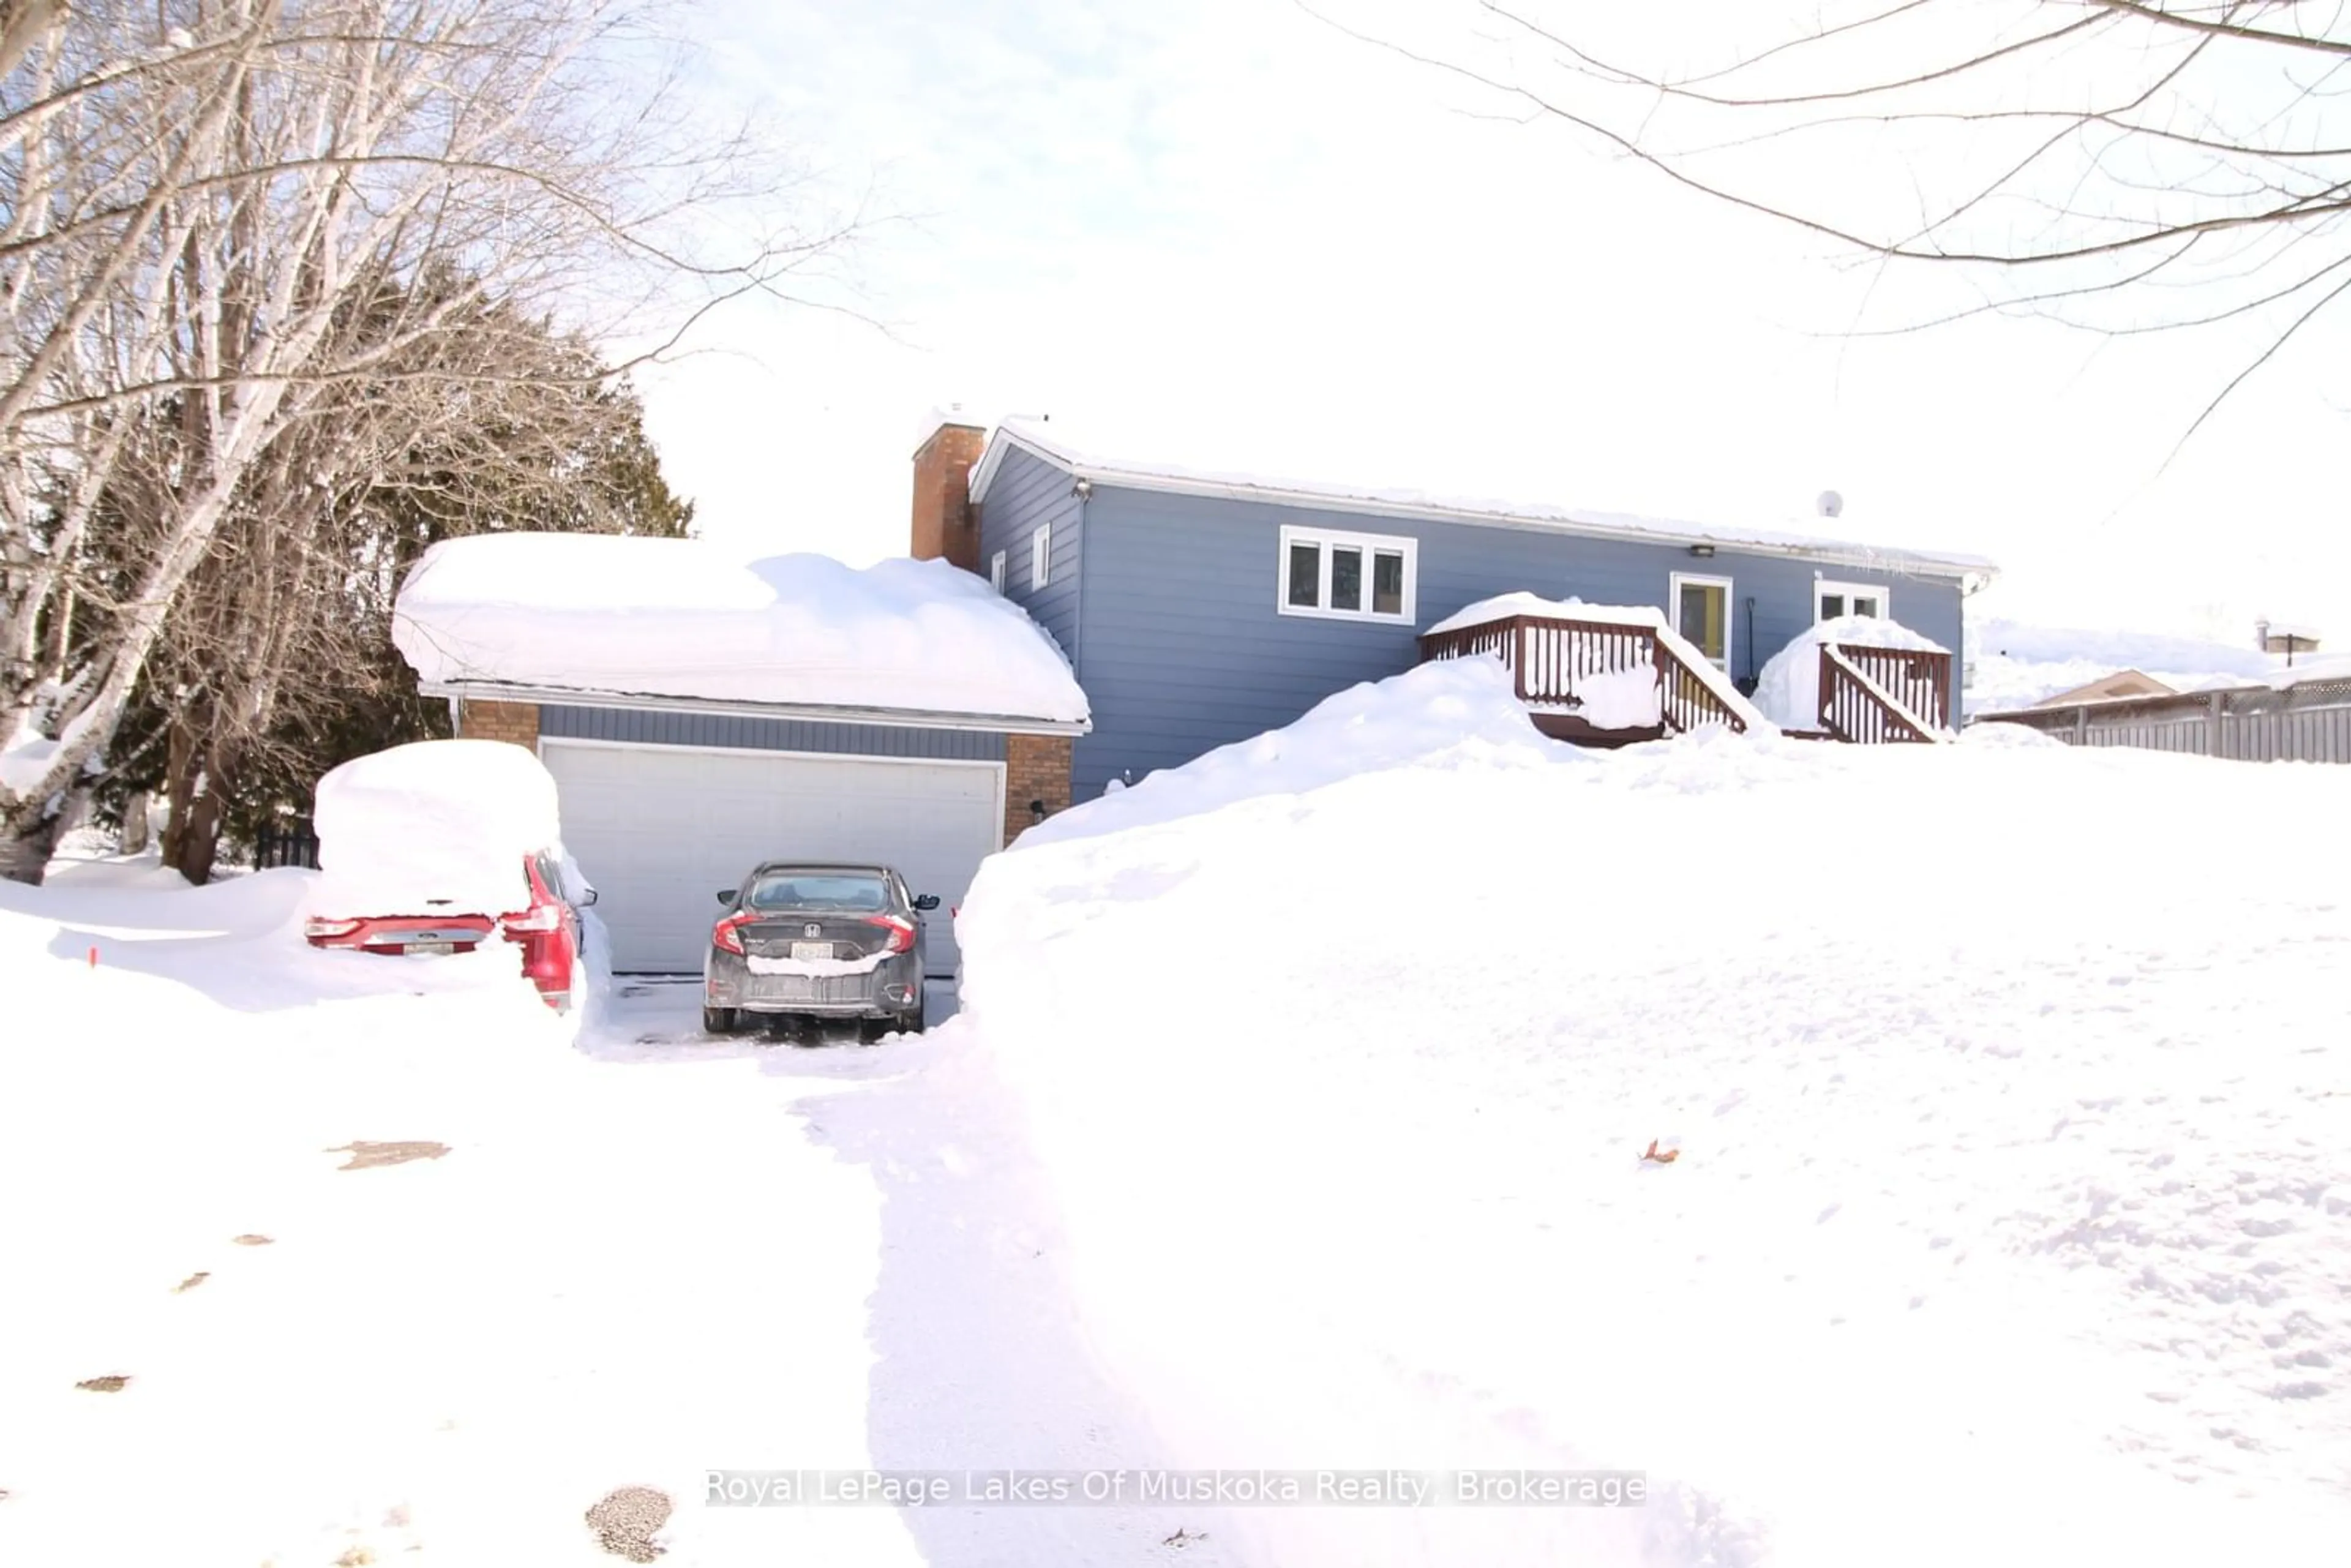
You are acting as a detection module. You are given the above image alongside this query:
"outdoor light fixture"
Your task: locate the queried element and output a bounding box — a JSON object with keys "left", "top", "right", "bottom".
{"left": 1688, "top": 544, "right": 1717, "bottom": 558}
{"left": 1030, "top": 799, "right": 1047, "bottom": 822}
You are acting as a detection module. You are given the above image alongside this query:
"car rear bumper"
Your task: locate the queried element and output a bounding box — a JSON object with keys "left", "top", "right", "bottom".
{"left": 705, "top": 951, "right": 921, "bottom": 1018}
{"left": 306, "top": 917, "right": 496, "bottom": 954}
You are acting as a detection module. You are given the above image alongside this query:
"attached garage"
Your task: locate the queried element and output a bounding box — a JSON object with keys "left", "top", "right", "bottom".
{"left": 539, "top": 736, "right": 1002, "bottom": 976}
{"left": 391, "top": 535, "right": 1090, "bottom": 991}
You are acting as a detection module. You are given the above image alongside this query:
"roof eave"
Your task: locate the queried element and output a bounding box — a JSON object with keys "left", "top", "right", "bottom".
{"left": 420, "top": 680, "right": 1092, "bottom": 737}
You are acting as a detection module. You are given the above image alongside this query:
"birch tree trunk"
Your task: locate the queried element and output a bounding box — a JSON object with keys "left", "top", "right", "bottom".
{"left": 0, "top": 0, "right": 838, "bottom": 881}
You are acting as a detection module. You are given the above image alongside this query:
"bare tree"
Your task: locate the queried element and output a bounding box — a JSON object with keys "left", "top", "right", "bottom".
{"left": 1, "top": 0, "right": 852, "bottom": 880}
{"left": 114, "top": 287, "right": 694, "bottom": 884}
{"left": 1318, "top": 2, "right": 2351, "bottom": 419}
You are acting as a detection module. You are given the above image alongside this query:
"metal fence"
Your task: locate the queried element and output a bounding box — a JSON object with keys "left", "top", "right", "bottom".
{"left": 1977, "top": 677, "right": 2351, "bottom": 763}
{"left": 252, "top": 822, "right": 322, "bottom": 869}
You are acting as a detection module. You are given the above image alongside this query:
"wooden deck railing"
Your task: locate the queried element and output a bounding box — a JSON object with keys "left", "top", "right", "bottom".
{"left": 1833, "top": 643, "right": 1951, "bottom": 731}
{"left": 1418, "top": 612, "right": 1748, "bottom": 735}
{"left": 1424, "top": 607, "right": 1957, "bottom": 746}
{"left": 1817, "top": 644, "right": 1946, "bottom": 743}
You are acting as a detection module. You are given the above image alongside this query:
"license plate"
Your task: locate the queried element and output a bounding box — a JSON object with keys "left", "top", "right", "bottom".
{"left": 406, "top": 941, "right": 457, "bottom": 956}
{"left": 790, "top": 942, "right": 833, "bottom": 962}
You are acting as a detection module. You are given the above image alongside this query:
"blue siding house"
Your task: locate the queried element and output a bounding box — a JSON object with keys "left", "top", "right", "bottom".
{"left": 914, "top": 417, "right": 1994, "bottom": 804}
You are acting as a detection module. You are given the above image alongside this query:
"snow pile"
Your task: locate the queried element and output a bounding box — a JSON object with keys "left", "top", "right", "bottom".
{"left": 957, "top": 675, "right": 2351, "bottom": 1565}
{"left": 311, "top": 740, "right": 561, "bottom": 916}
{"left": 1753, "top": 613, "right": 1949, "bottom": 732}
{"left": 393, "top": 534, "right": 1089, "bottom": 724}
{"left": 1567, "top": 665, "right": 1663, "bottom": 729}
{"left": 1026, "top": 659, "right": 1575, "bottom": 847}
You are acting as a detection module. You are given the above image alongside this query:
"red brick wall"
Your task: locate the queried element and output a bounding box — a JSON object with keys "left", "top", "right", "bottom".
{"left": 910, "top": 422, "right": 987, "bottom": 572}
{"left": 457, "top": 699, "right": 540, "bottom": 748}
{"left": 1004, "top": 734, "right": 1073, "bottom": 844}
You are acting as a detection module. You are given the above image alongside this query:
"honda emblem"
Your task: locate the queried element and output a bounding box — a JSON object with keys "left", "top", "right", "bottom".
{"left": 804, "top": 923, "right": 822, "bottom": 939}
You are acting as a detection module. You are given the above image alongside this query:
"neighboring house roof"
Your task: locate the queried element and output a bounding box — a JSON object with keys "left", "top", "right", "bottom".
{"left": 967, "top": 420, "right": 1997, "bottom": 582}
{"left": 392, "top": 533, "right": 1090, "bottom": 732}
{"left": 2027, "top": 670, "right": 2177, "bottom": 708}
{"left": 1962, "top": 616, "right": 2279, "bottom": 716}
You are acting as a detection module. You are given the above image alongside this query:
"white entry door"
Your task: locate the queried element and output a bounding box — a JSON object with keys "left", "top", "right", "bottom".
{"left": 539, "top": 740, "right": 1003, "bottom": 976}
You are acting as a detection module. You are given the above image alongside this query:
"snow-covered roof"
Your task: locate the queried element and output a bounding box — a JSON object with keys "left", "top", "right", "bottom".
{"left": 969, "top": 419, "right": 1997, "bottom": 581}
{"left": 1962, "top": 616, "right": 2317, "bottom": 718}
{"left": 392, "top": 535, "right": 1090, "bottom": 730}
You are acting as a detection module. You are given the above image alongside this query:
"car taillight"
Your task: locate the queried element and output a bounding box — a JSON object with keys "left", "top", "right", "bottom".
{"left": 713, "top": 911, "right": 757, "bottom": 955}
{"left": 501, "top": 903, "right": 563, "bottom": 934}
{"left": 864, "top": 914, "right": 917, "bottom": 954}
{"left": 305, "top": 917, "right": 361, "bottom": 939}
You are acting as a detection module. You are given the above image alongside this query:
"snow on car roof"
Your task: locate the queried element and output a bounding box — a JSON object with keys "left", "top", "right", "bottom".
{"left": 392, "top": 535, "right": 1090, "bottom": 727}
{"left": 310, "top": 739, "right": 563, "bottom": 915}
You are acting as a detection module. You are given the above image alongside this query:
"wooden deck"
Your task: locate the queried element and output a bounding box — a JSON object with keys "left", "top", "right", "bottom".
{"left": 1417, "top": 610, "right": 1750, "bottom": 742}
{"left": 1420, "top": 609, "right": 1954, "bottom": 745}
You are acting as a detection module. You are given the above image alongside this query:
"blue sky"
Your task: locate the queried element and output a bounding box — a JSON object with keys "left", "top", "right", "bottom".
{"left": 632, "top": 0, "right": 2350, "bottom": 645}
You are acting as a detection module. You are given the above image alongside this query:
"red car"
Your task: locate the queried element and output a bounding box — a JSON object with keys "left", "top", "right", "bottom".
{"left": 304, "top": 849, "right": 591, "bottom": 1013}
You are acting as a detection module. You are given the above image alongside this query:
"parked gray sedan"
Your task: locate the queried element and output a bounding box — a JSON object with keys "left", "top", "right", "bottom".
{"left": 703, "top": 863, "right": 936, "bottom": 1040}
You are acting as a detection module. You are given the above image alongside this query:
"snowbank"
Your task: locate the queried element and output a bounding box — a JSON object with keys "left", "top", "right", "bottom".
{"left": 1022, "top": 659, "right": 1575, "bottom": 848}
{"left": 956, "top": 677, "right": 2351, "bottom": 1566}
{"left": 1753, "top": 613, "right": 1948, "bottom": 731}
{"left": 392, "top": 534, "right": 1089, "bottom": 724}
{"left": 0, "top": 870, "right": 917, "bottom": 1567}
{"left": 311, "top": 740, "right": 561, "bottom": 915}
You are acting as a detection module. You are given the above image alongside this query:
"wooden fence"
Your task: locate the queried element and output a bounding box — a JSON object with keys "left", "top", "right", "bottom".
{"left": 1977, "top": 677, "right": 2351, "bottom": 763}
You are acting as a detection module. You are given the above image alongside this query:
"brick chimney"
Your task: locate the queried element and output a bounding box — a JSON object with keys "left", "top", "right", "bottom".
{"left": 911, "top": 414, "right": 988, "bottom": 572}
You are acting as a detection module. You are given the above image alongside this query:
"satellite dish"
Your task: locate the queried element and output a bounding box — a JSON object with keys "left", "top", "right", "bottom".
{"left": 1817, "top": 490, "right": 1844, "bottom": 519}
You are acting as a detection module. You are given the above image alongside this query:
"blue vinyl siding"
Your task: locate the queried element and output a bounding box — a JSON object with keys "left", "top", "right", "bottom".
{"left": 537, "top": 704, "right": 1005, "bottom": 761}
{"left": 1068, "top": 482, "right": 1965, "bottom": 798}
{"left": 975, "top": 444, "right": 1084, "bottom": 667}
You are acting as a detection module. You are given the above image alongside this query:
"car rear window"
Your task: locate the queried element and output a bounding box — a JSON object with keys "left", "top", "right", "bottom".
{"left": 746, "top": 872, "right": 891, "bottom": 912}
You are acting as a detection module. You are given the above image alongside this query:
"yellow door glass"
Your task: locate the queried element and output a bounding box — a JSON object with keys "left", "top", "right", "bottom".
{"left": 1677, "top": 581, "right": 1727, "bottom": 663}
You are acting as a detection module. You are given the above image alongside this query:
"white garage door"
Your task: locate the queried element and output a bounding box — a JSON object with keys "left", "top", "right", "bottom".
{"left": 540, "top": 740, "right": 1003, "bottom": 977}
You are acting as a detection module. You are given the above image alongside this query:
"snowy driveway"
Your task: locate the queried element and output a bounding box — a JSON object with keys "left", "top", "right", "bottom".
{"left": 0, "top": 871, "right": 1226, "bottom": 1567}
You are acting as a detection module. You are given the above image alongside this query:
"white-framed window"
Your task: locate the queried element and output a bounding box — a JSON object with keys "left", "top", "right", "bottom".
{"left": 989, "top": 550, "right": 1007, "bottom": 593}
{"left": 1278, "top": 524, "right": 1417, "bottom": 623}
{"left": 1030, "top": 525, "right": 1051, "bottom": 590}
{"left": 1668, "top": 571, "right": 1734, "bottom": 669}
{"left": 1815, "top": 580, "right": 1888, "bottom": 622}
